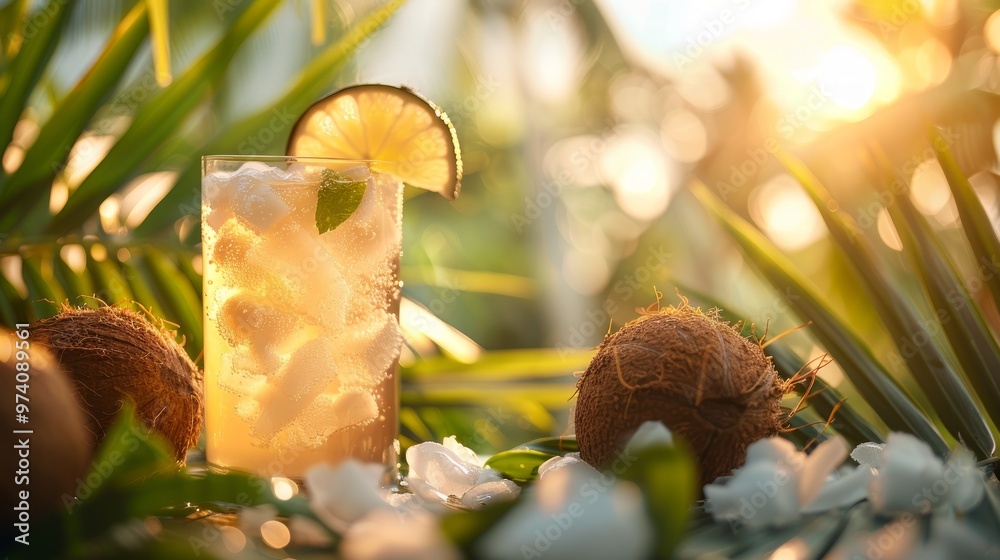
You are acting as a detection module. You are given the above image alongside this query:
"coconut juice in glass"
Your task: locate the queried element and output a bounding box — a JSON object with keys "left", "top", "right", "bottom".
{"left": 201, "top": 156, "right": 401, "bottom": 478}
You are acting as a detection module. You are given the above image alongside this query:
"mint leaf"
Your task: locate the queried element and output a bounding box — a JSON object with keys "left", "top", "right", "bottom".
{"left": 315, "top": 168, "right": 367, "bottom": 234}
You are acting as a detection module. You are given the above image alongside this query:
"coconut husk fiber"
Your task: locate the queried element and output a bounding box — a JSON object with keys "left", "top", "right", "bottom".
{"left": 32, "top": 305, "right": 203, "bottom": 461}
{"left": 575, "top": 303, "right": 786, "bottom": 486}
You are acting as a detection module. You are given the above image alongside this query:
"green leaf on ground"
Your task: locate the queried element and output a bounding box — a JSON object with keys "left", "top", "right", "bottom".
{"left": 86, "top": 401, "right": 176, "bottom": 485}
{"left": 513, "top": 436, "right": 578, "bottom": 455}
{"left": 620, "top": 442, "right": 697, "bottom": 558}
{"left": 485, "top": 449, "right": 560, "bottom": 483}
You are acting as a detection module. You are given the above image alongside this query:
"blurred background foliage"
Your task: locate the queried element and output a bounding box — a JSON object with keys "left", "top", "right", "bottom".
{"left": 4, "top": 0, "right": 1000, "bottom": 457}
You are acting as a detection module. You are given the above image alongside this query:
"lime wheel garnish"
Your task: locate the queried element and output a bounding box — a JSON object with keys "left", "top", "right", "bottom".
{"left": 287, "top": 84, "right": 462, "bottom": 199}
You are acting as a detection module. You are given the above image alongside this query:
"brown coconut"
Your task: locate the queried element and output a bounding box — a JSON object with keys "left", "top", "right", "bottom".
{"left": 32, "top": 305, "right": 203, "bottom": 461}
{"left": 574, "top": 303, "right": 787, "bottom": 486}
{"left": 2, "top": 332, "right": 91, "bottom": 522}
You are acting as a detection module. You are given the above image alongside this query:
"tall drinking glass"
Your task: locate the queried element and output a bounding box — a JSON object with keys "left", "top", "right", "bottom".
{"left": 201, "top": 156, "right": 401, "bottom": 478}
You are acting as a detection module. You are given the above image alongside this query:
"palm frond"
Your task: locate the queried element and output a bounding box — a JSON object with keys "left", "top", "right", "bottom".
{"left": 778, "top": 150, "right": 994, "bottom": 458}
{"left": 0, "top": 0, "right": 74, "bottom": 155}
{"left": 134, "top": 0, "right": 407, "bottom": 236}
{"left": 1, "top": 1, "right": 150, "bottom": 210}
{"left": 670, "top": 281, "right": 887, "bottom": 447}
{"left": 933, "top": 128, "right": 1000, "bottom": 313}
{"left": 874, "top": 147, "right": 1000, "bottom": 433}
{"left": 691, "top": 181, "right": 950, "bottom": 455}
{"left": 42, "top": 0, "right": 284, "bottom": 235}
{"left": 0, "top": 0, "right": 405, "bottom": 357}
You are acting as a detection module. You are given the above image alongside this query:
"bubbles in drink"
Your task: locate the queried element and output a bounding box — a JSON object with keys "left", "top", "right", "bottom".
{"left": 272, "top": 337, "right": 340, "bottom": 402}
{"left": 217, "top": 353, "right": 267, "bottom": 396}
{"left": 279, "top": 389, "right": 380, "bottom": 450}
{"left": 216, "top": 292, "right": 302, "bottom": 350}
{"left": 211, "top": 219, "right": 256, "bottom": 270}
{"left": 202, "top": 160, "right": 402, "bottom": 465}
{"left": 337, "top": 310, "right": 403, "bottom": 386}
{"left": 230, "top": 181, "right": 294, "bottom": 233}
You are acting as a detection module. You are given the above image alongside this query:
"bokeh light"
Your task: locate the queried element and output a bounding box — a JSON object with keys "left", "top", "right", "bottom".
{"left": 750, "top": 174, "right": 825, "bottom": 251}
{"left": 660, "top": 110, "right": 708, "bottom": 163}
{"left": 562, "top": 249, "right": 611, "bottom": 296}
{"left": 599, "top": 129, "right": 674, "bottom": 222}
{"left": 219, "top": 526, "right": 246, "bottom": 554}
{"left": 986, "top": 10, "right": 1000, "bottom": 54}
{"left": 816, "top": 45, "right": 878, "bottom": 110}
{"left": 518, "top": 3, "right": 587, "bottom": 104}
{"left": 877, "top": 208, "right": 904, "bottom": 252}
{"left": 910, "top": 159, "right": 953, "bottom": 218}
{"left": 271, "top": 476, "right": 299, "bottom": 500}
{"left": 90, "top": 243, "right": 108, "bottom": 263}
{"left": 260, "top": 520, "right": 291, "bottom": 549}
{"left": 912, "top": 38, "right": 953, "bottom": 88}
{"left": 924, "top": 0, "right": 960, "bottom": 27}
{"left": 674, "top": 65, "right": 732, "bottom": 112}
{"left": 543, "top": 135, "right": 606, "bottom": 189}
{"left": 120, "top": 172, "right": 177, "bottom": 229}
{"left": 59, "top": 245, "right": 87, "bottom": 273}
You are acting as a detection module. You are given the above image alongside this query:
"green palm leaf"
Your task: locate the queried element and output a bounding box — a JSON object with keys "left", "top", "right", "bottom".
{"left": 141, "top": 247, "right": 202, "bottom": 353}
{"left": 0, "top": 0, "right": 29, "bottom": 72}
{"left": 0, "top": 0, "right": 75, "bottom": 160}
{"left": 0, "top": 2, "right": 149, "bottom": 211}
{"left": 673, "top": 281, "right": 886, "bottom": 446}
{"left": 0, "top": 272, "right": 25, "bottom": 324}
{"left": 933, "top": 128, "right": 1000, "bottom": 313}
{"left": 778, "top": 151, "right": 994, "bottom": 458}
{"left": 20, "top": 255, "right": 62, "bottom": 320}
{"left": 134, "top": 0, "right": 407, "bottom": 236}
{"left": 876, "top": 151, "right": 1000, "bottom": 431}
{"left": 87, "top": 249, "right": 135, "bottom": 305}
{"left": 765, "top": 342, "right": 885, "bottom": 447}
{"left": 42, "top": 0, "right": 284, "bottom": 235}
{"left": 691, "top": 181, "right": 949, "bottom": 455}
{"left": 51, "top": 249, "right": 94, "bottom": 304}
